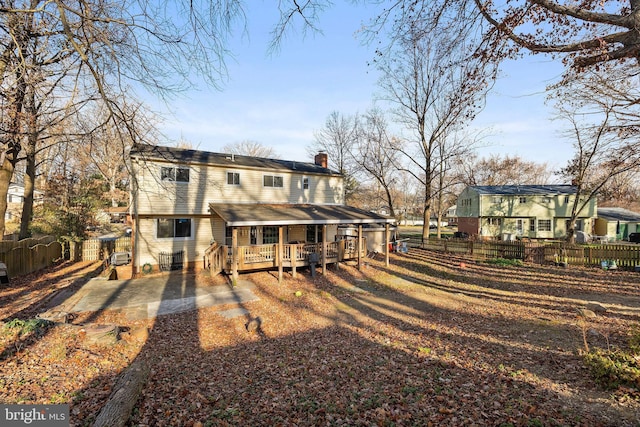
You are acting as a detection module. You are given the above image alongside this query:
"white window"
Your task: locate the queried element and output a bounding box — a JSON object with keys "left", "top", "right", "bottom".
{"left": 541, "top": 196, "right": 552, "bottom": 203}
{"left": 492, "top": 196, "right": 502, "bottom": 204}
{"left": 529, "top": 218, "right": 536, "bottom": 232}
{"left": 519, "top": 197, "right": 526, "bottom": 203}
{"left": 564, "top": 195, "right": 570, "bottom": 204}
{"left": 302, "top": 177, "right": 309, "bottom": 190}
{"left": 264, "top": 175, "right": 284, "bottom": 188}
{"left": 161, "top": 166, "right": 189, "bottom": 182}
{"left": 488, "top": 217, "right": 502, "bottom": 226}
{"left": 157, "top": 218, "right": 192, "bottom": 239}
{"left": 538, "top": 219, "right": 551, "bottom": 232}
{"left": 227, "top": 172, "right": 240, "bottom": 185}
{"left": 516, "top": 219, "right": 524, "bottom": 233}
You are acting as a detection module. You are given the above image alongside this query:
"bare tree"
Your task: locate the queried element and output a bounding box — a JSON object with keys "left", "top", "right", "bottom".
{"left": 553, "top": 71, "right": 640, "bottom": 242}
{"left": 221, "top": 140, "right": 278, "bottom": 158}
{"left": 473, "top": 0, "right": 640, "bottom": 70}
{"left": 457, "top": 153, "right": 553, "bottom": 187}
{"left": 353, "top": 108, "right": 399, "bottom": 218}
{"left": 376, "top": 7, "right": 494, "bottom": 241}
{"left": 308, "top": 111, "right": 360, "bottom": 202}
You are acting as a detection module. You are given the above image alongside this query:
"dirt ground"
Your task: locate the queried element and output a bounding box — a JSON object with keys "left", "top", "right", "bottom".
{"left": 1, "top": 250, "right": 640, "bottom": 426}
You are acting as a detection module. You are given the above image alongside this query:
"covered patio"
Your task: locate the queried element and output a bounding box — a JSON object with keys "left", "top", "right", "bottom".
{"left": 205, "top": 203, "right": 395, "bottom": 284}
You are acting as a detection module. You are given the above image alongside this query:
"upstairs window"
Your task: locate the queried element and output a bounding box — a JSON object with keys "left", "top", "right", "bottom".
{"left": 541, "top": 196, "right": 552, "bottom": 203}
{"left": 519, "top": 197, "right": 527, "bottom": 203}
{"left": 264, "top": 175, "right": 284, "bottom": 188}
{"left": 302, "top": 177, "right": 309, "bottom": 190}
{"left": 227, "top": 172, "right": 240, "bottom": 185}
{"left": 564, "top": 195, "right": 570, "bottom": 204}
{"left": 161, "top": 166, "right": 189, "bottom": 182}
{"left": 491, "top": 196, "right": 502, "bottom": 204}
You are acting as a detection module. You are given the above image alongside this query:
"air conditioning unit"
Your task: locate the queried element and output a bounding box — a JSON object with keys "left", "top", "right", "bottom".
{"left": 110, "top": 252, "right": 131, "bottom": 266}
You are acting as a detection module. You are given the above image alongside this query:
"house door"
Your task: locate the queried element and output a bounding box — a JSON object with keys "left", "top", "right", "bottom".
{"left": 306, "top": 225, "right": 323, "bottom": 243}
{"left": 516, "top": 219, "right": 524, "bottom": 234}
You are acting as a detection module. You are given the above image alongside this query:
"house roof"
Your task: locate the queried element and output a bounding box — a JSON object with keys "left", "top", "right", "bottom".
{"left": 130, "top": 144, "right": 340, "bottom": 176}
{"left": 597, "top": 207, "right": 640, "bottom": 222}
{"left": 209, "top": 203, "right": 395, "bottom": 227}
{"left": 469, "top": 185, "right": 577, "bottom": 195}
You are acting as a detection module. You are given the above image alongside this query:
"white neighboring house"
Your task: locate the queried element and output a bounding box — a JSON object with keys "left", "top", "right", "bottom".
{"left": 6, "top": 183, "right": 44, "bottom": 222}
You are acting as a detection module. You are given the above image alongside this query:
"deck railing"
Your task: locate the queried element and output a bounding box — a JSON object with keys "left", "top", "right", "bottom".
{"left": 205, "top": 238, "right": 366, "bottom": 274}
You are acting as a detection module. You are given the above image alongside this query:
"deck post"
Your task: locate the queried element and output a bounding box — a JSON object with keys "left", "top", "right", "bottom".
{"left": 278, "top": 226, "right": 284, "bottom": 284}
{"left": 358, "top": 224, "right": 363, "bottom": 271}
{"left": 291, "top": 243, "right": 297, "bottom": 278}
{"left": 232, "top": 227, "right": 238, "bottom": 286}
{"left": 385, "top": 223, "right": 390, "bottom": 267}
{"left": 322, "top": 225, "right": 327, "bottom": 275}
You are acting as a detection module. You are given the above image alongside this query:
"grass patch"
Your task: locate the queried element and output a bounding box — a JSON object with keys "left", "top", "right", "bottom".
{"left": 484, "top": 258, "right": 524, "bottom": 267}
{"left": 3, "top": 318, "right": 53, "bottom": 336}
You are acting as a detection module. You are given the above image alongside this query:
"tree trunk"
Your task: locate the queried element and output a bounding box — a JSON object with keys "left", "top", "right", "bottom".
{"left": 0, "top": 158, "right": 14, "bottom": 238}
{"left": 19, "top": 156, "right": 34, "bottom": 240}
{"left": 19, "top": 125, "right": 37, "bottom": 240}
{"left": 93, "top": 357, "right": 149, "bottom": 427}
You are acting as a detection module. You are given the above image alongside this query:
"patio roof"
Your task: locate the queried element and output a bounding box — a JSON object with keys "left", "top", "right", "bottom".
{"left": 209, "top": 203, "right": 395, "bottom": 227}
{"left": 597, "top": 207, "right": 640, "bottom": 222}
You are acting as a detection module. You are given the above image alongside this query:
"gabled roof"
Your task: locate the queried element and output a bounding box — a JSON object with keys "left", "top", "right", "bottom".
{"left": 469, "top": 185, "right": 577, "bottom": 195}
{"left": 209, "top": 203, "right": 395, "bottom": 227}
{"left": 130, "top": 144, "right": 340, "bottom": 176}
{"left": 597, "top": 207, "right": 640, "bottom": 222}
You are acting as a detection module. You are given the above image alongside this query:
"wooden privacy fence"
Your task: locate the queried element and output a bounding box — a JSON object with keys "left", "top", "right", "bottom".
{"left": 0, "top": 236, "right": 62, "bottom": 277}
{"left": 407, "top": 237, "right": 640, "bottom": 269}
{"left": 68, "top": 237, "right": 131, "bottom": 262}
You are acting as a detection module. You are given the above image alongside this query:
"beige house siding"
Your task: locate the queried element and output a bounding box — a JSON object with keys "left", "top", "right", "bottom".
{"left": 135, "top": 216, "right": 211, "bottom": 268}
{"left": 132, "top": 160, "right": 344, "bottom": 216}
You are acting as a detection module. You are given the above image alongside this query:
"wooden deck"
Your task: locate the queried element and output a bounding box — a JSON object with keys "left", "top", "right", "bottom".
{"left": 205, "top": 239, "right": 365, "bottom": 275}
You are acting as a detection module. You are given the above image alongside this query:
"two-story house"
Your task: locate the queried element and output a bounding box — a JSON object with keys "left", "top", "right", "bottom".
{"left": 455, "top": 185, "right": 597, "bottom": 239}
{"left": 129, "top": 144, "right": 394, "bottom": 277}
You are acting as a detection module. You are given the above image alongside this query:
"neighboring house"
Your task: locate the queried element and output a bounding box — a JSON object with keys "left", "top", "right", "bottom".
{"left": 96, "top": 206, "right": 130, "bottom": 224}
{"left": 445, "top": 205, "right": 457, "bottom": 225}
{"left": 129, "top": 145, "right": 395, "bottom": 274}
{"left": 6, "top": 183, "right": 44, "bottom": 222}
{"left": 455, "top": 185, "right": 597, "bottom": 239}
{"left": 594, "top": 207, "right": 640, "bottom": 241}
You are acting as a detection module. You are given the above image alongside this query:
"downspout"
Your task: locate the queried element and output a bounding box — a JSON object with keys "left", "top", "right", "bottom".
{"left": 131, "top": 158, "right": 139, "bottom": 278}
{"left": 478, "top": 193, "right": 482, "bottom": 237}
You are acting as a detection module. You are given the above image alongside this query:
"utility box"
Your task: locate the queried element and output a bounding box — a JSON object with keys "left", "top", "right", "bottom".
{"left": 110, "top": 252, "right": 131, "bottom": 266}
{"left": 0, "top": 262, "right": 8, "bottom": 284}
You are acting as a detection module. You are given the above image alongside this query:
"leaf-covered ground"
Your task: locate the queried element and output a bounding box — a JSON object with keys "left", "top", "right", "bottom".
{"left": 1, "top": 250, "right": 640, "bottom": 426}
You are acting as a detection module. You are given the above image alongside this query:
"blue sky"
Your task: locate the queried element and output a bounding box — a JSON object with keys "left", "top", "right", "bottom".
{"left": 153, "top": 2, "right": 574, "bottom": 173}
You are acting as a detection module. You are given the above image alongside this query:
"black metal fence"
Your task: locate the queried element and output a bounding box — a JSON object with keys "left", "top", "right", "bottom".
{"left": 159, "top": 250, "right": 184, "bottom": 271}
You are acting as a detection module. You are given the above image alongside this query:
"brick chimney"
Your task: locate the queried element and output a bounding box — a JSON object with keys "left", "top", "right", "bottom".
{"left": 314, "top": 152, "right": 328, "bottom": 168}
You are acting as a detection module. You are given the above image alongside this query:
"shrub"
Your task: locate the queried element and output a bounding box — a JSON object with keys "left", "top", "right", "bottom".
{"left": 3, "top": 318, "right": 53, "bottom": 336}
{"left": 583, "top": 325, "right": 640, "bottom": 392}
{"left": 583, "top": 350, "right": 640, "bottom": 391}
{"left": 484, "top": 258, "right": 523, "bottom": 267}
